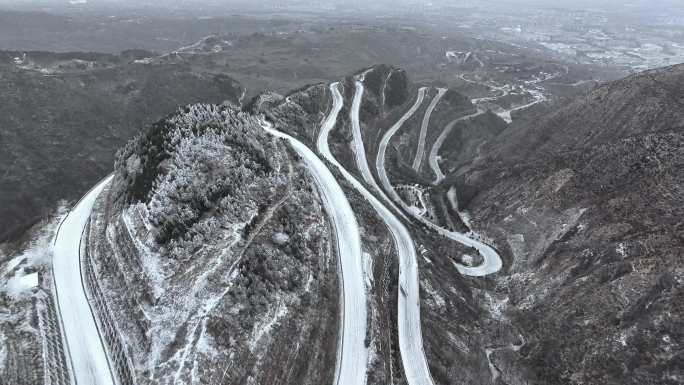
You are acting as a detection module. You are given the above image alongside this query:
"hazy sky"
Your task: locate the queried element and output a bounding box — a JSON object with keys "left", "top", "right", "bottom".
{"left": 1, "top": 0, "right": 682, "bottom": 16}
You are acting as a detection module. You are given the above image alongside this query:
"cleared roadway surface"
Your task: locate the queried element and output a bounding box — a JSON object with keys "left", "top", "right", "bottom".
{"left": 412, "top": 88, "right": 447, "bottom": 172}
{"left": 375, "top": 90, "right": 503, "bottom": 277}
{"left": 428, "top": 109, "right": 485, "bottom": 184}
{"left": 52, "top": 175, "right": 115, "bottom": 385}
{"left": 261, "top": 120, "right": 368, "bottom": 385}
{"left": 330, "top": 82, "right": 437, "bottom": 385}
{"left": 349, "top": 79, "right": 405, "bottom": 216}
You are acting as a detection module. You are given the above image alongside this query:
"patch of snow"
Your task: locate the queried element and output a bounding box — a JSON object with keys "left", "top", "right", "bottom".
{"left": 483, "top": 292, "right": 509, "bottom": 321}
{"left": 363, "top": 251, "right": 374, "bottom": 288}
{"left": 507, "top": 234, "right": 526, "bottom": 268}
{"left": 5, "top": 271, "right": 38, "bottom": 298}
{"left": 485, "top": 347, "right": 500, "bottom": 381}
{"left": 408, "top": 205, "right": 423, "bottom": 216}
{"left": 271, "top": 232, "right": 289, "bottom": 245}
{"left": 0, "top": 330, "right": 5, "bottom": 372}
{"left": 121, "top": 206, "right": 165, "bottom": 298}
{"left": 421, "top": 280, "right": 445, "bottom": 308}
{"left": 304, "top": 272, "right": 314, "bottom": 292}
{"left": 618, "top": 331, "right": 628, "bottom": 346}
{"left": 13, "top": 55, "right": 26, "bottom": 65}
{"left": 196, "top": 323, "right": 220, "bottom": 358}
{"left": 446, "top": 331, "right": 469, "bottom": 353}
{"left": 461, "top": 254, "right": 475, "bottom": 266}
{"left": 1, "top": 204, "right": 67, "bottom": 297}
{"left": 616, "top": 242, "right": 627, "bottom": 259}
{"left": 459, "top": 210, "right": 473, "bottom": 229}
{"left": 248, "top": 301, "right": 288, "bottom": 352}
{"left": 4, "top": 255, "right": 25, "bottom": 275}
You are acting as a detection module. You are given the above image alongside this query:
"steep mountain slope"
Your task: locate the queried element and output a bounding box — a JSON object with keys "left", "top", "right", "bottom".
{"left": 3, "top": 61, "right": 681, "bottom": 385}
{"left": 456, "top": 64, "right": 684, "bottom": 384}
{"left": 0, "top": 51, "right": 242, "bottom": 242}
{"left": 88, "top": 104, "right": 339, "bottom": 384}
{"left": 323, "top": 65, "right": 511, "bottom": 384}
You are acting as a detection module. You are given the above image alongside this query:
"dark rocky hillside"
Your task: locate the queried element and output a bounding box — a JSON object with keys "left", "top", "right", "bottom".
{"left": 3, "top": 56, "right": 680, "bottom": 384}
{"left": 90, "top": 103, "right": 338, "bottom": 384}
{"left": 0, "top": 51, "right": 242, "bottom": 241}
{"left": 456, "top": 64, "right": 684, "bottom": 385}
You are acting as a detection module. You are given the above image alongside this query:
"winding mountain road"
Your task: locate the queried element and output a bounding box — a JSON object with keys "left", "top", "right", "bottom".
{"left": 412, "top": 88, "right": 447, "bottom": 172}
{"left": 496, "top": 88, "right": 546, "bottom": 123}
{"left": 325, "top": 82, "right": 437, "bottom": 385}
{"left": 459, "top": 73, "right": 547, "bottom": 124}
{"left": 349, "top": 79, "right": 408, "bottom": 220}
{"left": 428, "top": 109, "right": 485, "bottom": 184}
{"left": 261, "top": 120, "right": 368, "bottom": 385}
{"left": 375, "top": 89, "right": 502, "bottom": 277}
{"left": 52, "top": 175, "right": 115, "bottom": 385}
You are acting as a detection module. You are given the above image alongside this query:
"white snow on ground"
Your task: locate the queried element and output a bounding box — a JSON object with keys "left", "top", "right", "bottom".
{"left": 4, "top": 256, "right": 25, "bottom": 275}
{"left": 324, "top": 82, "right": 436, "bottom": 385}
{"left": 0, "top": 329, "right": 5, "bottom": 373}
{"left": 380, "top": 69, "right": 393, "bottom": 108}
{"left": 304, "top": 272, "right": 315, "bottom": 292}
{"left": 2, "top": 204, "right": 68, "bottom": 298}
{"left": 616, "top": 242, "right": 628, "bottom": 258}
{"left": 429, "top": 109, "right": 484, "bottom": 184}
{"left": 496, "top": 88, "right": 546, "bottom": 123}
{"left": 363, "top": 252, "right": 374, "bottom": 288}
{"left": 413, "top": 88, "right": 447, "bottom": 172}
{"left": 483, "top": 292, "right": 509, "bottom": 321}
{"left": 261, "top": 117, "right": 368, "bottom": 385}
{"left": 408, "top": 206, "right": 424, "bottom": 217}
{"left": 169, "top": 222, "right": 258, "bottom": 385}
{"left": 248, "top": 301, "right": 288, "bottom": 352}
{"left": 376, "top": 90, "right": 502, "bottom": 277}
{"left": 4, "top": 206, "right": 67, "bottom": 274}
{"left": 446, "top": 187, "right": 458, "bottom": 211}
{"left": 461, "top": 254, "right": 475, "bottom": 266}
{"left": 349, "top": 76, "right": 407, "bottom": 219}
{"left": 121, "top": 204, "right": 166, "bottom": 299}
{"left": 485, "top": 347, "right": 500, "bottom": 381}
{"left": 52, "top": 175, "right": 115, "bottom": 385}
{"left": 421, "top": 280, "right": 446, "bottom": 308}
{"left": 5, "top": 272, "right": 38, "bottom": 298}
{"left": 196, "top": 325, "right": 220, "bottom": 358}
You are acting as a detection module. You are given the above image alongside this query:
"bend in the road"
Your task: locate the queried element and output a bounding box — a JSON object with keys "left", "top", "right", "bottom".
{"left": 261, "top": 119, "right": 368, "bottom": 385}
{"left": 52, "top": 175, "right": 115, "bottom": 385}
{"left": 323, "top": 82, "right": 437, "bottom": 385}
{"left": 428, "top": 109, "right": 484, "bottom": 184}
{"left": 412, "top": 88, "right": 447, "bottom": 172}
{"left": 349, "top": 79, "right": 409, "bottom": 221}
{"left": 375, "top": 91, "right": 502, "bottom": 277}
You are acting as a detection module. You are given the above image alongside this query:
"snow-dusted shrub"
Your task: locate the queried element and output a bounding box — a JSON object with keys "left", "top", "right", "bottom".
{"left": 113, "top": 104, "right": 288, "bottom": 250}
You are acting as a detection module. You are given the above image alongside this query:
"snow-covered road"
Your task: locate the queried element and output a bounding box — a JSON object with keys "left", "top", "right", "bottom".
{"left": 412, "top": 88, "right": 446, "bottom": 172}
{"left": 428, "top": 109, "right": 485, "bottom": 184}
{"left": 496, "top": 88, "right": 546, "bottom": 123}
{"left": 329, "top": 82, "right": 437, "bottom": 385}
{"left": 350, "top": 80, "right": 398, "bottom": 208}
{"left": 261, "top": 120, "right": 368, "bottom": 385}
{"left": 459, "top": 73, "right": 547, "bottom": 124}
{"left": 375, "top": 90, "right": 502, "bottom": 277}
{"left": 52, "top": 175, "right": 115, "bottom": 385}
